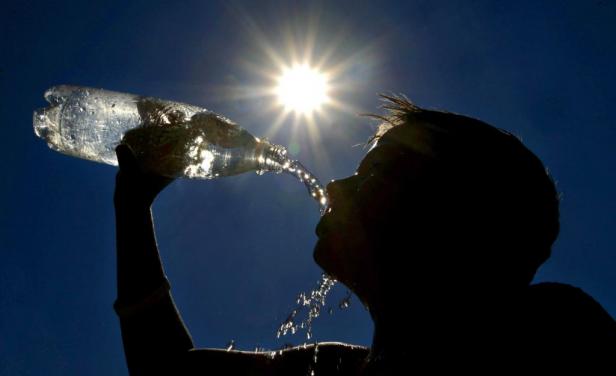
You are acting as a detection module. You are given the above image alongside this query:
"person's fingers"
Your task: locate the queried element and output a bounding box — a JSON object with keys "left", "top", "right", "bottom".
{"left": 115, "top": 144, "right": 140, "bottom": 173}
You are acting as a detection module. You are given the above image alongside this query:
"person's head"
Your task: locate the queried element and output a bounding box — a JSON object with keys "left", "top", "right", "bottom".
{"left": 314, "top": 95, "right": 560, "bottom": 314}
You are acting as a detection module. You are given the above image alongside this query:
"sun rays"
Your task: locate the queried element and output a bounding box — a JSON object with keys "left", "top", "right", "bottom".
{"left": 215, "top": 4, "right": 381, "bottom": 168}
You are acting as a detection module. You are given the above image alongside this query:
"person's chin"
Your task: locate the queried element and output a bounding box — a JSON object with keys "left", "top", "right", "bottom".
{"left": 313, "top": 234, "right": 331, "bottom": 270}
{"left": 313, "top": 232, "right": 344, "bottom": 276}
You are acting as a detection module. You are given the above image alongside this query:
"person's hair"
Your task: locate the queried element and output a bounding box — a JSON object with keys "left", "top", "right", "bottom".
{"left": 368, "top": 94, "right": 560, "bottom": 286}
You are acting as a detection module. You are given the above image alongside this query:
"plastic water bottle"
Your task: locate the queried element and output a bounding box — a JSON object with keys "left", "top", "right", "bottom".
{"left": 33, "top": 85, "right": 327, "bottom": 211}
{"left": 33, "top": 85, "right": 289, "bottom": 177}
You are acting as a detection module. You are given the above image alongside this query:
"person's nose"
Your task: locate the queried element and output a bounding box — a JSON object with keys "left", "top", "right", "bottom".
{"left": 325, "top": 180, "right": 339, "bottom": 208}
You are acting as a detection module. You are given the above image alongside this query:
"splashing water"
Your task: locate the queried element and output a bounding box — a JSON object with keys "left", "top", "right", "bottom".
{"left": 225, "top": 340, "right": 235, "bottom": 351}
{"left": 277, "top": 274, "right": 337, "bottom": 340}
{"left": 262, "top": 148, "right": 343, "bottom": 344}
{"left": 339, "top": 290, "right": 352, "bottom": 309}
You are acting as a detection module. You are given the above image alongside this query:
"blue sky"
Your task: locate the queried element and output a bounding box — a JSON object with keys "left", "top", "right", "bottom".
{"left": 2, "top": 1, "right": 615, "bottom": 374}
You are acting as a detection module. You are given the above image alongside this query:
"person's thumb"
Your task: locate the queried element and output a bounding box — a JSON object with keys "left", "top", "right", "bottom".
{"left": 115, "top": 143, "right": 140, "bottom": 173}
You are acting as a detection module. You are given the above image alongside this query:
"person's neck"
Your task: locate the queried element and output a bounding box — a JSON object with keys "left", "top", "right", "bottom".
{"left": 363, "top": 308, "right": 467, "bottom": 375}
{"left": 363, "top": 316, "right": 411, "bottom": 375}
{"left": 362, "top": 288, "right": 522, "bottom": 374}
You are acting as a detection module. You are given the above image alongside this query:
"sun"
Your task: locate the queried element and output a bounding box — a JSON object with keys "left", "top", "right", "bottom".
{"left": 224, "top": 9, "right": 379, "bottom": 156}
{"left": 276, "top": 64, "right": 330, "bottom": 115}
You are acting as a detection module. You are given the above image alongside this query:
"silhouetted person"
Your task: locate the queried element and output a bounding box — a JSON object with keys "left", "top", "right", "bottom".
{"left": 113, "top": 95, "right": 616, "bottom": 375}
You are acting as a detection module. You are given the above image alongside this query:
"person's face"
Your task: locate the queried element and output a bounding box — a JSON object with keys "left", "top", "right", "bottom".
{"left": 313, "top": 126, "right": 432, "bottom": 305}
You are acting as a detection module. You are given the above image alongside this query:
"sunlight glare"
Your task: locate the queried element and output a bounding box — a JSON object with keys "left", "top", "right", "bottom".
{"left": 276, "top": 65, "right": 329, "bottom": 114}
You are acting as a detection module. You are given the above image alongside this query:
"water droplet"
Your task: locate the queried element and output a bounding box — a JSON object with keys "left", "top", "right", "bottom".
{"left": 225, "top": 340, "right": 235, "bottom": 351}
{"left": 339, "top": 290, "right": 352, "bottom": 309}
{"left": 277, "top": 274, "right": 336, "bottom": 341}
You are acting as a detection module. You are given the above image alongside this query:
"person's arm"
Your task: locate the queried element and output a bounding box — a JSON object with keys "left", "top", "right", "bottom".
{"left": 113, "top": 144, "right": 194, "bottom": 375}
{"left": 185, "top": 342, "right": 369, "bottom": 375}
{"left": 112, "top": 144, "right": 369, "bottom": 375}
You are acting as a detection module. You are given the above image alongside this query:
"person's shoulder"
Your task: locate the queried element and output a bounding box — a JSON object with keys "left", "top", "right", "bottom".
{"left": 510, "top": 282, "right": 616, "bottom": 370}
{"left": 526, "top": 282, "right": 614, "bottom": 321}
{"left": 523, "top": 282, "right": 616, "bottom": 338}
{"left": 184, "top": 342, "right": 369, "bottom": 375}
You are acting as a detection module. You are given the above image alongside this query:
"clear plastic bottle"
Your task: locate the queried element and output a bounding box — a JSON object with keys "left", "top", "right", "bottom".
{"left": 33, "top": 85, "right": 287, "bottom": 178}
{"left": 33, "top": 85, "right": 328, "bottom": 211}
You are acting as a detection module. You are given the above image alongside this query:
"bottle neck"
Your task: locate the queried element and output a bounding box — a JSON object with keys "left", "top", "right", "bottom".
{"left": 255, "top": 142, "right": 289, "bottom": 173}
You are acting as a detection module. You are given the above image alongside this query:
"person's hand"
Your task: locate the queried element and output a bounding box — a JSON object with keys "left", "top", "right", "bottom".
{"left": 114, "top": 143, "right": 175, "bottom": 209}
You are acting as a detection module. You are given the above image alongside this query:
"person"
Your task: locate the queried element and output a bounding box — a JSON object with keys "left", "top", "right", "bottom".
{"left": 113, "top": 95, "right": 616, "bottom": 375}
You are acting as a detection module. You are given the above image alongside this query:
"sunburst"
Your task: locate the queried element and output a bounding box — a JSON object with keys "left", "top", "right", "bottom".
{"left": 276, "top": 64, "right": 330, "bottom": 115}
{"left": 217, "top": 5, "right": 379, "bottom": 165}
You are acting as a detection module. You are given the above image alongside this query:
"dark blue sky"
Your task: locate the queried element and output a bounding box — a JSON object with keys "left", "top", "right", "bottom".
{"left": 2, "top": 1, "right": 615, "bottom": 374}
